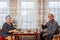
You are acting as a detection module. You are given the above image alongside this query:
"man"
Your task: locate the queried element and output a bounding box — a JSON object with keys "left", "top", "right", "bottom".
{"left": 40, "top": 14, "right": 58, "bottom": 40}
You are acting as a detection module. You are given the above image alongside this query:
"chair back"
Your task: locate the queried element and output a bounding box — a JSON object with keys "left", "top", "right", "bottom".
{"left": 57, "top": 26, "right": 60, "bottom": 34}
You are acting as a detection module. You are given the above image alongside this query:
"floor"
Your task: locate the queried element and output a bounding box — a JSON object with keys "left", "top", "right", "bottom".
{"left": 19, "top": 36, "right": 38, "bottom": 40}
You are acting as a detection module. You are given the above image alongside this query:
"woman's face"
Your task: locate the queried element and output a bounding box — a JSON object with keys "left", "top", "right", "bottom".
{"left": 6, "top": 17, "right": 11, "bottom": 23}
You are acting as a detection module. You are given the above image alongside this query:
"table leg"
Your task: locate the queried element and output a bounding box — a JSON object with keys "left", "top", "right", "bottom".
{"left": 15, "top": 35, "right": 19, "bottom": 40}
{"left": 36, "top": 35, "right": 39, "bottom": 40}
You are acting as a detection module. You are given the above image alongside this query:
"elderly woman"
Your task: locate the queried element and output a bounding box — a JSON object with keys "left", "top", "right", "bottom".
{"left": 0, "top": 15, "right": 16, "bottom": 40}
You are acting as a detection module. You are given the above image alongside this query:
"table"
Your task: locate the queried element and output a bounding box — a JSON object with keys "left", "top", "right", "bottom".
{"left": 14, "top": 32, "right": 39, "bottom": 40}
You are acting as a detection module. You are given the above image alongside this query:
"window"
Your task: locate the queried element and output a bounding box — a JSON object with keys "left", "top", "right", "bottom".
{"left": 48, "top": 1, "right": 60, "bottom": 25}
{"left": 44, "top": 0, "right": 60, "bottom": 25}
{"left": 21, "top": 2, "right": 34, "bottom": 9}
{"left": 17, "top": 0, "right": 39, "bottom": 31}
{"left": 0, "top": 1, "right": 9, "bottom": 27}
{"left": 0, "top": 2, "right": 8, "bottom": 9}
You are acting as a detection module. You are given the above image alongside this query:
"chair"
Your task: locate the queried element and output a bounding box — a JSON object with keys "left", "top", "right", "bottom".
{"left": 0, "top": 29, "right": 8, "bottom": 40}
{"left": 57, "top": 34, "right": 60, "bottom": 40}
{"left": 0, "top": 36, "right": 3, "bottom": 40}
{"left": 53, "top": 35, "right": 58, "bottom": 40}
{"left": 0, "top": 35, "right": 8, "bottom": 40}
{"left": 53, "top": 26, "right": 60, "bottom": 40}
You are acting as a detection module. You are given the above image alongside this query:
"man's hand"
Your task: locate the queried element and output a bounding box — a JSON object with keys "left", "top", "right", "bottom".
{"left": 43, "top": 33, "right": 46, "bottom": 37}
{"left": 43, "top": 28, "right": 48, "bottom": 32}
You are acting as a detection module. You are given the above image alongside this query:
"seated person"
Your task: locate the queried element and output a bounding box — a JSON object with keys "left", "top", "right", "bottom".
{"left": 0, "top": 15, "right": 17, "bottom": 40}
{"left": 40, "top": 13, "right": 58, "bottom": 40}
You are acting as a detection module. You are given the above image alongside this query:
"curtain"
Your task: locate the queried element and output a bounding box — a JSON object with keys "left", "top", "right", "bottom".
{"left": 0, "top": 0, "right": 9, "bottom": 28}
{"left": 16, "top": 0, "right": 41, "bottom": 32}
{"left": 43, "top": 0, "right": 60, "bottom": 25}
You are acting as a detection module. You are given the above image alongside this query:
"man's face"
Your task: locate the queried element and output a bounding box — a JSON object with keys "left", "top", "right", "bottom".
{"left": 48, "top": 14, "right": 54, "bottom": 21}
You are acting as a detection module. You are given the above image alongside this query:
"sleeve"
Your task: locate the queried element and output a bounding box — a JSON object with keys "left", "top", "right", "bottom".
{"left": 51, "top": 22, "right": 58, "bottom": 34}
{"left": 11, "top": 23, "right": 16, "bottom": 30}
{"left": 42, "top": 22, "right": 48, "bottom": 29}
{"left": 2, "top": 23, "right": 11, "bottom": 34}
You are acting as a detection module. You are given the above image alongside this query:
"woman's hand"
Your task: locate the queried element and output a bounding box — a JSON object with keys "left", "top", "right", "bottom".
{"left": 13, "top": 29, "right": 17, "bottom": 33}
{"left": 9, "top": 29, "right": 17, "bottom": 33}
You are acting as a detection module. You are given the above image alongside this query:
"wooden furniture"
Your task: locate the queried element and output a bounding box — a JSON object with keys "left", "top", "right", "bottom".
{"left": 57, "top": 34, "right": 60, "bottom": 40}
{"left": 14, "top": 32, "right": 39, "bottom": 40}
{"left": 0, "top": 36, "right": 8, "bottom": 40}
{"left": 53, "top": 26, "right": 60, "bottom": 40}
{"left": 53, "top": 35, "right": 58, "bottom": 40}
{"left": 53, "top": 34, "right": 60, "bottom": 40}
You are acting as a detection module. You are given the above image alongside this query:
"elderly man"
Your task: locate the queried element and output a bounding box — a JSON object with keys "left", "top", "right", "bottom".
{"left": 40, "top": 14, "right": 58, "bottom": 40}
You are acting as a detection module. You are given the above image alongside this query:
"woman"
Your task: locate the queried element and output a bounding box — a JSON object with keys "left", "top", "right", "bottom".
{"left": 0, "top": 15, "right": 16, "bottom": 40}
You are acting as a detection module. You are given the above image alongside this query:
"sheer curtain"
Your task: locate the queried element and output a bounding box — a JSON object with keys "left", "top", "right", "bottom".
{"left": 48, "top": 1, "right": 60, "bottom": 25}
{"left": 0, "top": 0, "right": 9, "bottom": 28}
{"left": 16, "top": 0, "right": 41, "bottom": 32}
{"left": 43, "top": 0, "right": 60, "bottom": 25}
